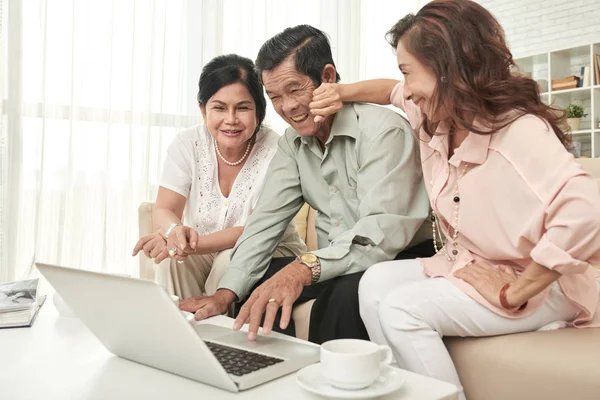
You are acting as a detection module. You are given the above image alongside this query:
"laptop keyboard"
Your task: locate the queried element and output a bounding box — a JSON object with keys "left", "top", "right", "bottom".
{"left": 205, "top": 341, "right": 284, "bottom": 376}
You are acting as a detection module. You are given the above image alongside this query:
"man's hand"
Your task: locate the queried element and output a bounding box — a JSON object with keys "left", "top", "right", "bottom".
{"left": 179, "top": 289, "right": 236, "bottom": 321}
{"left": 233, "top": 260, "right": 312, "bottom": 340}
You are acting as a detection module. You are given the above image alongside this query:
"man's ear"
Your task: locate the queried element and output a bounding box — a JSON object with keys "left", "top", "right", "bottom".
{"left": 199, "top": 104, "right": 207, "bottom": 121}
{"left": 321, "top": 64, "right": 337, "bottom": 84}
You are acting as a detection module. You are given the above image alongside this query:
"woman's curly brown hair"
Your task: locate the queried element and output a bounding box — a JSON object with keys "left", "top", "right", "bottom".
{"left": 386, "top": 0, "right": 570, "bottom": 149}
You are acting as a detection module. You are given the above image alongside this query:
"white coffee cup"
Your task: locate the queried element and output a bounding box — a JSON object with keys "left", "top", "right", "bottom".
{"left": 320, "top": 339, "right": 394, "bottom": 390}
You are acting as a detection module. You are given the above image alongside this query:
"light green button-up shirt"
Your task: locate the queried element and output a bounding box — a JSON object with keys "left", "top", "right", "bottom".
{"left": 218, "top": 103, "right": 430, "bottom": 300}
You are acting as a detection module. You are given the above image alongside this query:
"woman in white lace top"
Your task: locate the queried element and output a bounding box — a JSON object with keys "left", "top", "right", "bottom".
{"left": 133, "top": 54, "right": 306, "bottom": 302}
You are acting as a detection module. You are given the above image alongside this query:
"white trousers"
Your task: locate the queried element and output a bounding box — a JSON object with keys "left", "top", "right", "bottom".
{"left": 358, "top": 259, "right": 580, "bottom": 400}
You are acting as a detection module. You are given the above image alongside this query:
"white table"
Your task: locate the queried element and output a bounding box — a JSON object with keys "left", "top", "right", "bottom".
{"left": 0, "top": 299, "right": 459, "bottom": 400}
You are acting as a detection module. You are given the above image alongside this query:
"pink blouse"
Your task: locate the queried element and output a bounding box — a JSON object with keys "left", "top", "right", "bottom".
{"left": 390, "top": 81, "right": 600, "bottom": 327}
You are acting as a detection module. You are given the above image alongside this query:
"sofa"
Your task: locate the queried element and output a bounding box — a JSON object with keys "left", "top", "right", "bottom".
{"left": 138, "top": 158, "right": 600, "bottom": 400}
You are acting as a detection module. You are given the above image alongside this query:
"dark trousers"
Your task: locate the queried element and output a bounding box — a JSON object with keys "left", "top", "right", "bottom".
{"left": 235, "top": 239, "right": 435, "bottom": 344}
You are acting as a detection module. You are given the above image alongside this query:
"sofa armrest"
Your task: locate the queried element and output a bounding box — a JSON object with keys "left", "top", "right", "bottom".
{"left": 138, "top": 202, "right": 156, "bottom": 281}
{"left": 305, "top": 207, "right": 318, "bottom": 252}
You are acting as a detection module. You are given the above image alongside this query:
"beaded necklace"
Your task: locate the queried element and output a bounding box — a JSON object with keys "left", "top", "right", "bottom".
{"left": 431, "top": 162, "right": 470, "bottom": 261}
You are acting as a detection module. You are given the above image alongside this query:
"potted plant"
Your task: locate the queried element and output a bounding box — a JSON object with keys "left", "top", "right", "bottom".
{"left": 566, "top": 104, "right": 587, "bottom": 131}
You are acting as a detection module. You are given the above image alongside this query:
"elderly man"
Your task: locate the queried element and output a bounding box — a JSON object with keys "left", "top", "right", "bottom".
{"left": 180, "top": 25, "right": 432, "bottom": 344}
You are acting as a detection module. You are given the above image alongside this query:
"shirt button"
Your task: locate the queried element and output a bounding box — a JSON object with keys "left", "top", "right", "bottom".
{"left": 223, "top": 200, "right": 229, "bottom": 206}
{"left": 330, "top": 187, "right": 338, "bottom": 194}
{"left": 334, "top": 220, "right": 340, "bottom": 227}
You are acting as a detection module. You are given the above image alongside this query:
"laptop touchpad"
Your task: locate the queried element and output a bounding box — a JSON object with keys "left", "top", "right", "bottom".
{"left": 215, "top": 332, "right": 279, "bottom": 349}
{"left": 194, "top": 323, "right": 238, "bottom": 340}
{"left": 214, "top": 332, "right": 319, "bottom": 359}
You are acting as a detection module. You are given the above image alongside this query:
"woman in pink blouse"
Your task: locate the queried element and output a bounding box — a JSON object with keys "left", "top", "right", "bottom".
{"left": 309, "top": 0, "right": 600, "bottom": 397}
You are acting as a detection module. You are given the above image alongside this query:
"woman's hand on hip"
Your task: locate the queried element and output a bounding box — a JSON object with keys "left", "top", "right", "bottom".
{"left": 454, "top": 262, "right": 518, "bottom": 309}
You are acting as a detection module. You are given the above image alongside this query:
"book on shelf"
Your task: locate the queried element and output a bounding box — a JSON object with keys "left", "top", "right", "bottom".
{"left": 594, "top": 53, "right": 600, "bottom": 86}
{"left": 582, "top": 66, "right": 591, "bottom": 87}
{"left": 0, "top": 278, "right": 46, "bottom": 329}
{"left": 551, "top": 75, "right": 579, "bottom": 85}
{"left": 552, "top": 81, "right": 579, "bottom": 90}
{"left": 551, "top": 75, "right": 579, "bottom": 90}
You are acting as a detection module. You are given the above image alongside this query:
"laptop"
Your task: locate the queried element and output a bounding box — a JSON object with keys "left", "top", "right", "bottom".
{"left": 36, "top": 263, "right": 319, "bottom": 392}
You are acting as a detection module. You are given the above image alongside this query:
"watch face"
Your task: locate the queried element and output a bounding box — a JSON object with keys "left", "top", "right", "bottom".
{"left": 301, "top": 253, "right": 318, "bottom": 263}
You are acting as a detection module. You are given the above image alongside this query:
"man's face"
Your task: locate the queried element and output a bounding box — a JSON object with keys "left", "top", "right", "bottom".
{"left": 263, "top": 58, "right": 324, "bottom": 137}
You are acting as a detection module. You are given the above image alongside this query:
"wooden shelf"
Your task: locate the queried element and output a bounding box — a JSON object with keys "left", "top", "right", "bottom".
{"left": 551, "top": 86, "right": 592, "bottom": 95}
{"left": 571, "top": 129, "right": 592, "bottom": 135}
{"left": 515, "top": 43, "right": 600, "bottom": 157}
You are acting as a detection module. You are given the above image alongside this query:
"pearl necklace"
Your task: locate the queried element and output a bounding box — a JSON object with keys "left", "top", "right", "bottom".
{"left": 431, "top": 162, "right": 470, "bottom": 261}
{"left": 215, "top": 138, "right": 253, "bottom": 166}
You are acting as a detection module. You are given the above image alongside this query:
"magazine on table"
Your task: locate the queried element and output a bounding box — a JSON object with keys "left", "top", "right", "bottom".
{"left": 0, "top": 278, "right": 46, "bottom": 328}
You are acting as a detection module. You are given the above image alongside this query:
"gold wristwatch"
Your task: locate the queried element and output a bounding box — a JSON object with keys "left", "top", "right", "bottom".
{"left": 297, "top": 253, "right": 321, "bottom": 285}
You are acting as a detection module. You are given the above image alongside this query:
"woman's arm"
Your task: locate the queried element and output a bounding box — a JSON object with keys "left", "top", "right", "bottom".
{"left": 153, "top": 186, "right": 187, "bottom": 233}
{"left": 454, "top": 260, "right": 561, "bottom": 311}
{"left": 154, "top": 186, "right": 246, "bottom": 254}
{"left": 337, "top": 79, "right": 399, "bottom": 104}
{"left": 193, "top": 226, "right": 244, "bottom": 255}
{"left": 310, "top": 79, "right": 399, "bottom": 122}
{"left": 506, "top": 261, "right": 561, "bottom": 307}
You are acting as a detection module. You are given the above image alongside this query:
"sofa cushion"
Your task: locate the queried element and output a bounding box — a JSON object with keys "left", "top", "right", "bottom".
{"left": 445, "top": 328, "right": 600, "bottom": 400}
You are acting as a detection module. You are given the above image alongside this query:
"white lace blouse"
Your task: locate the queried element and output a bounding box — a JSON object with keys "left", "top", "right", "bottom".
{"left": 159, "top": 125, "right": 305, "bottom": 254}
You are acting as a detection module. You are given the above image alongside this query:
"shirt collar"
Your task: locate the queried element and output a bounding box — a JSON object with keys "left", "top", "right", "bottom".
{"left": 427, "top": 118, "right": 491, "bottom": 167}
{"left": 426, "top": 119, "right": 449, "bottom": 153}
{"left": 450, "top": 130, "right": 491, "bottom": 167}
{"left": 449, "top": 117, "right": 492, "bottom": 166}
{"left": 296, "top": 104, "right": 359, "bottom": 146}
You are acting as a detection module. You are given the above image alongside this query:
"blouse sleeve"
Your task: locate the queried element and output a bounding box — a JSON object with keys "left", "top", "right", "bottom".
{"left": 529, "top": 175, "right": 600, "bottom": 274}
{"left": 498, "top": 115, "right": 600, "bottom": 274}
{"left": 159, "top": 132, "right": 195, "bottom": 198}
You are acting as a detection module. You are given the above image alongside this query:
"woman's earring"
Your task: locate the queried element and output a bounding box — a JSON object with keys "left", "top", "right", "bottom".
{"left": 440, "top": 76, "right": 447, "bottom": 83}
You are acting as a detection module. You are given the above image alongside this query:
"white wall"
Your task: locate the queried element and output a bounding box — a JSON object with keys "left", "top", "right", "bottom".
{"left": 476, "top": 0, "right": 600, "bottom": 58}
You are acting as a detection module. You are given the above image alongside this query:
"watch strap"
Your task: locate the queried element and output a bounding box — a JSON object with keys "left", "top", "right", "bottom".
{"left": 297, "top": 255, "right": 321, "bottom": 285}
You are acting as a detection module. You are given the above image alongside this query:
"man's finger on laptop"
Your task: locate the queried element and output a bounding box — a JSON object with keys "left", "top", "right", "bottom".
{"left": 279, "top": 297, "right": 294, "bottom": 330}
{"left": 178, "top": 298, "right": 195, "bottom": 312}
{"left": 194, "top": 304, "right": 212, "bottom": 321}
{"left": 262, "top": 300, "right": 280, "bottom": 335}
{"left": 247, "top": 297, "right": 268, "bottom": 340}
{"left": 233, "top": 300, "right": 252, "bottom": 331}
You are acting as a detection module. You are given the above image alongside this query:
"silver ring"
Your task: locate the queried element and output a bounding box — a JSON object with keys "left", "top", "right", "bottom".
{"left": 268, "top": 298, "right": 278, "bottom": 305}
{"left": 168, "top": 247, "right": 177, "bottom": 258}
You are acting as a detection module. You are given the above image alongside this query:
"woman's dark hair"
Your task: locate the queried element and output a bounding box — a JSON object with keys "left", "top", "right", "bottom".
{"left": 197, "top": 54, "right": 267, "bottom": 130}
{"left": 255, "top": 24, "right": 341, "bottom": 87}
{"left": 386, "top": 0, "right": 570, "bottom": 149}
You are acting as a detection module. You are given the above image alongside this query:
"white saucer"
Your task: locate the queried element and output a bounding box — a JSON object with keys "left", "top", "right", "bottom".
{"left": 296, "top": 363, "right": 405, "bottom": 399}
